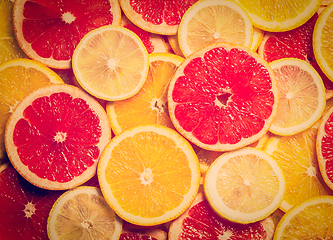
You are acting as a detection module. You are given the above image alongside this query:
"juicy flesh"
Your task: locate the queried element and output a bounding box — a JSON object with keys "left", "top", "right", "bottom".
{"left": 105, "top": 131, "right": 192, "bottom": 218}
{"left": 172, "top": 47, "right": 275, "bottom": 145}
{"left": 216, "top": 154, "right": 279, "bottom": 213}
{"left": 272, "top": 64, "right": 319, "bottom": 128}
{"left": 114, "top": 60, "right": 176, "bottom": 131}
{"left": 130, "top": 0, "right": 198, "bottom": 26}
{"left": 322, "top": 112, "right": 333, "bottom": 184}
{"left": 179, "top": 199, "right": 268, "bottom": 239}
{"left": 321, "top": 10, "right": 333, "bottom": 75}
{"left": 54, "top": 193, "right": 117, "bottom": 238}
{"left": 21, "top": 0, "right": 114, "bottom": 60}
{"left": 13, "top": 92, "right": 102, "bottom": 183}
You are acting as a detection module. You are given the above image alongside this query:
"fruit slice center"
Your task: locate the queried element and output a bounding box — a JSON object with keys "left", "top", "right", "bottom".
{"left": 13, "top": 92, "right": 102, "bottom": 183}
{"left": 24, "top": 202, "right": 36, "bottom": 218}
{"left": 62, "top": 12, "right": 75, "bottom": 24}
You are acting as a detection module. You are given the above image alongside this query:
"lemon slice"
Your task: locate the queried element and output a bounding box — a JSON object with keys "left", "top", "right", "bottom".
{"left": 72, "top": 25, "right": 149, "bottom": 101}
{"left": 47, "top": 186, "right": 122, "bottom": 240}
{"left": 269, "top": 58, "right": 326, "bottom": 136}
{"left": 178, "top": 0, "right": 253, "bottom": 57}
{"left": 204, "top": 147, "right": 285, "bottom": 224}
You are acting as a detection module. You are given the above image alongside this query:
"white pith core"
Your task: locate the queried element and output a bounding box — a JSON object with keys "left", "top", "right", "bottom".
{"left": 81, "top": 219, "right": 94, "bottom": 229}
{"left": 54, "top": 132, "right": 67, "bottom": 143}
{"left": 24, "top": 202, "right": 36, "bottom": 218}
{"left": 152, "top": 99, "right": 166, "bottom": 112}
{"left": 140, "top": 168, "right": 154, "bottom": 185}
{"left": 307, "top": 165, "right": 318, "bottom": 177}
{"left": 62, "top": 12, "right": 76, "bottom": 24}
{"left": 218, "top": 230, "right": 233, "bottom": 240}
{"left": 108, "top": 59, "right": 117, "bottom": 71}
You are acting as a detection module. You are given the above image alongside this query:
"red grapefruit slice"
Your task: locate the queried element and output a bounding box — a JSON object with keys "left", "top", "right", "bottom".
{"left": 0, "top": 162, "right": 63, "bottom": 240}
{"left": 119, "top": 0, "right": 199, "bottom": 35}
{"left": 5, "top": 84, "right": 111, "bottom": 190}
{"left": 168, "top": 42, "right": 278, "bottom": 151}
{"left": 168, "top": 192, "right": 275, "bottom": 239}
{"left": 13, "top": 0, "right": 121, "bottom": 69}
{"left": 258, "top": 13, "right": 333, "bottom": 99}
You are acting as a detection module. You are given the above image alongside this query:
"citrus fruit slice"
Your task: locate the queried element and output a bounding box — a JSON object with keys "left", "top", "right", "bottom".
{"left": 121, "top": 14, "right": 172, "bottom": 54}
{"left": 106, "top": 52, "right": 184, "bottom": 135}
{"left": 178, "top": 0, "right": 253, "bottom": 57}
{"left": 204, "top": 147, "right": 285, "bottom": 224}
{"left": 264, "top": 125, "right": 332, "bottom": 212}
{"left": 237, "top": 0, "right": 321, "bottom": 32}
{"left": 313, "top": 2, "right": 333, "bottom": 83}
{"left": 250, "top": 27, "right": 264, "bottom": 52}
{"left": 47, "top": 186, "right": 122, "bottom": 240}
{"left": 269, "top": 58, "right": 326, "bottom": 136}
{"left": 169, "top": 192, "right": 275, "bottom": 239}
{"left": 0, "top": 58, "right": 63, "bottom": 160}
{"left": 317, "top": 106, "right": 333, "bottom": 191}
{"left": 72, "top": 25, "right": 149, "bottom": 101}
{"left": 258, "top": 13, "right": 333, "bottom": 100}
{"left": 13, "top": 0, "right": 121, "bottom": 69}
{"left": 119, "top": 0, "right": 199, "bottom": 35}
{"left": 168, "top": 42, "right": 278, "bottom": 152}
{"left": 5, "top": 84, "right": 111, "bottom": 190}
{"left": 0, "top": 0, "right": 27, "bottom": 65}
{"left": 167, "top": 34, "right": 185, "bottom": 58}
{"left": 273, "top": 196, "right": 333, "bottom": 239}
{"left": 0, "top": 162, "right": 63, "bottom": 239}
{"left": 98, "top": 125, "right": 201, "bottom": 226}
{"left": 120, "top": 223, "right": 167, "bottom": 240}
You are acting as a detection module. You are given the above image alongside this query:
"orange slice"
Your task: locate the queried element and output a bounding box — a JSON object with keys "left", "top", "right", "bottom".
{"left": 106, "top": 52, "right": 184, "bottom": 135}
{"left": 13, "top": 0, "right": 121, "bottom": 69}
{"left": 72, "top": 25, "right": 149, "bottom": 101}
{"left": 178, "top": 0, "right": 253, "bottom": 57}
{"left": 97, "top": 125, "right": 201, "bottom": 226}
{"left": 5, "top": 84, "right": 111, "bottom": 190}
{"left": 204, "top": 147, "right": 285, "bottom": 224}
{"left": 168, "top": 42, "right": 278, "bottom": 151}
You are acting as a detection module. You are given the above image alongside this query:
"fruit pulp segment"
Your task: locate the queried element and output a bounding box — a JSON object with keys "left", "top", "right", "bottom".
{"left": 281, "top": 202, "right": 333, "bottom": 238}
{"left": 76, "top": 30, "right": 146, "bottom": 96}
{"left": 321, "top": 10, "right": 333, "bottom": 74}
{"left": 13, "top": 92, "right": 101, "bottom": 183}
{"left": 130, "top": 0, "right": 198, "bottom": 25}
{"left": 322, "top": 112, "right": 333, "bottom": 184}
{"left": 54, "top": 193, "right": 117, "bottom": 238}
{"left": 21, "top": 0, "right": 114, "bottom": 60}
{"left": 186, "top": 5, "right": 247, "bottom": 51}
{"left": 106, "top": 131, "right": 192, "bottom": 218}
{"left": 180, "top": 199, "right": 268, "bottom": 239}
{"left": 172, "top": 47, "right": 274, "bottom": 145}
{"left": 216, "top": 154, "right": 279, "bottom": 213}
{"left": 272, "top": 65, "right": 319, "bottom": 128}
{"left": 272, "top": 128, "right": 329, "bottom": 206}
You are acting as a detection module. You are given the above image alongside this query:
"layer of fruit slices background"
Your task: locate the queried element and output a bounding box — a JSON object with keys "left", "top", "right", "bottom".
{"left": 1, "top": 0, "right": 333, "bottom": 239}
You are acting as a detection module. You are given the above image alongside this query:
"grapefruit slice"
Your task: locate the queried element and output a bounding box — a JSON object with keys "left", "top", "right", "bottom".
{"left": 258, "top": 13, "right": 333, "bottom": 99}
{"left": 169, "top": 192, "right": 275, "bottom": 239}
{"left": 47, "top": 186, "right": 122, "bottom": 240}
{"left": 5, "top": 84, "right": 111, "bottom": 190}
{"left": 13, "top": 0, "right": 121, "bottom": 69}
{"left": 168, "top": 42, "right": 278, "bottom": 151}
{"left": 0, "top": 162, "right": 63, "bottom": 239}
{"left": 317, "top": 106, "right": 333, "bottom": 191}
{"left": 119, "top": 0, "right": 199, "bottom": 35}
{"left": 98, "top": 125, "right": 201, "bottom": 226}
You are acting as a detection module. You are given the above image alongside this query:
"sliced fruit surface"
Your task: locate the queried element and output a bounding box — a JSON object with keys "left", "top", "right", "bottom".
{"left": 237, "top": 0, "right": 321, "bottom": 32}
{"left": 273, "top": 196, "right": 333, "bottom": 239}
{"left": 119, "top": 0, "right": 199, "bottom": 35}
{"left": 106, "top": 53, "right": 184, "bottom": 135}
{"left": 264, "top": 125, "right": 332, "bottom": 212}
{"left": 168, "top": 42, "right": 278, "bottom": 151}
{"left": 269, "top": 58, "right": 326, "bottom": 136}
{"left": 72, "top": 25, "right": 149, "bottom": 101}
{"left": 47, "top": 186, "right": 122, "bottom": 240}
{"left": 0, "top": 58, "right": 63, "bottom": 160}
{"left": 317, "top": 106, "right": 333, "bottom": 191}
{"left": 98, "top": 125, "right": 201, "bottom": 226}
{"left": 258, "top": 13, "right": 333, "bottom": 99}
{"left": 5, "top": 84, "right": 111, "bottom": 190}
{"left": 178, "top": 0, "right": 253, "bottom": 57}
{"left": 120, "top": 222, "right": 167, "bottom": 240}
{"left": 169, "top": 192, "right": 275, "bottom": 240}
{"left": 13, "top": 0, "right": 121, "bottom": 69}
{"left": 204, "top": 147, "right": 285, "bottom": 224}
{"left": 0, "top": 0, "right": 27, "bottom": 65}
{"left": 250, "top": 27, "right": 264, "bottom": 52}
{"left": 313, "top": 2, "right": 333, "bottom": 83}
{"left": 0, "top": 163, "right": 63, "bottom": 240}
